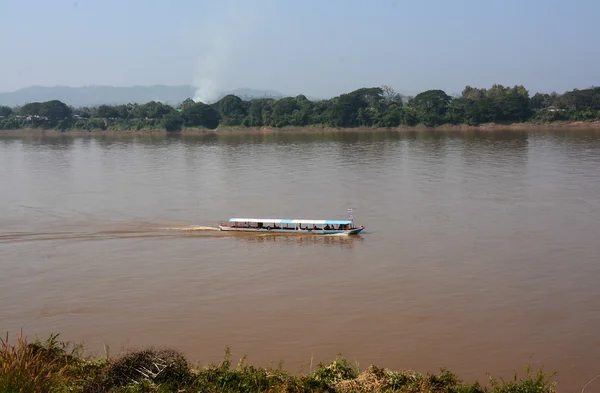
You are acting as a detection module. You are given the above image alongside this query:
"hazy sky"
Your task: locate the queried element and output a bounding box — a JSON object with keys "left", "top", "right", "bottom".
{"left": 0, "top": 0, "right": 598, "bottom": 100}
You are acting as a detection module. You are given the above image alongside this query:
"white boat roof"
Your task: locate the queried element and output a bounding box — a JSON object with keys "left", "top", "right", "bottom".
{"left": 228, "top": 218, "right": 352, "bottom": 225}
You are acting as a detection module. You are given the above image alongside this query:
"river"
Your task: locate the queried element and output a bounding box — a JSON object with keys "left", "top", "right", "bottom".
{"left": 1, "top": 130, "right": 599, "bottom": 391}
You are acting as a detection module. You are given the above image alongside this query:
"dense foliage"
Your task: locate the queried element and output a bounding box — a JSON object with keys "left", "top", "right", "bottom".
{"left": 1, "top": 332, "right": 558, "bottom": 393}
{"left": 1, "top": 84, "right": 600, "bottom": 132}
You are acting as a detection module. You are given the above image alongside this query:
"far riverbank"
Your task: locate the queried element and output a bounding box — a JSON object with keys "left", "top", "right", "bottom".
{"left": 2, "top": 121, "right": 600, "bottom": 137}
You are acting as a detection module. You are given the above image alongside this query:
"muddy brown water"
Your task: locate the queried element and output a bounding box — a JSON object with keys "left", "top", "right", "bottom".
{"left": 1, "top": 130, "right": 600, "bottom": 391}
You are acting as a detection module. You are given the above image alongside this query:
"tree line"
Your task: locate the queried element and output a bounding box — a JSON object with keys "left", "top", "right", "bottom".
{"left": 1, "top": 84, "right": 599, "bottom": 132}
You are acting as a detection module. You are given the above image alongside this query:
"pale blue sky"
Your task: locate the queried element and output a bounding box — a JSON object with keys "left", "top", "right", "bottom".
{"left": 0, "top": 0, "right": 598, "bottom": 99}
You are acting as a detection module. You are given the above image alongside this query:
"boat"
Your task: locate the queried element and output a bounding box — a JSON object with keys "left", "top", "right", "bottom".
{"left": 218, "top": 218, "right": 365, "bottom": 235}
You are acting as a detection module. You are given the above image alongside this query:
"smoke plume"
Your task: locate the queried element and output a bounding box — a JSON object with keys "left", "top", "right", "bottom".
{"left": 191, "top": 1, "right": 270, "bottom": 103}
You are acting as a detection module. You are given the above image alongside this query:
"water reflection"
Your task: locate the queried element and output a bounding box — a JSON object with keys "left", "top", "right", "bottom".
{"left": 19, "top": 134, "right": 76, "bottom": 150}
{"left": 181, "top": 132, "right": 220, "bottom": 146}
{"left": 0, "top": 136, "right": 21, "bottom": 147}
{"left": 459, "top": 131, "right": 529, "bottom": 177}
{"left": 18, "top": 135, "right": 76, "bottom": 175}
{"left": 214, "top": 130, "right": 402, "bottom": 146}
{"left": 234, "top": 233, "right": 364, "bottom": 248}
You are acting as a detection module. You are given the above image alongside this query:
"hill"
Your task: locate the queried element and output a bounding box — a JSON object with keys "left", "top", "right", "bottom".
{"left": 0, "top": 85, "right": 285, "bottom": 107}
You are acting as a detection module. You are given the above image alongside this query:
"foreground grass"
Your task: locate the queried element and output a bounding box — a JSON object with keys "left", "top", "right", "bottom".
{"left": 0, "top": 332, "right": 557, "bottom": 393}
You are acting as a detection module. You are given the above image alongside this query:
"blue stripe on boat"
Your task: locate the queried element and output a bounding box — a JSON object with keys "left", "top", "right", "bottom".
{"left": 228, "top": 218, "right": 353, "bottom": 225}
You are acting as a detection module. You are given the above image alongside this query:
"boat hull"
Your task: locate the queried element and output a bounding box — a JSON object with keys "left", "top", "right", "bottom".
{"left": 218, "top": 226, "right": 364, "bottom": 235}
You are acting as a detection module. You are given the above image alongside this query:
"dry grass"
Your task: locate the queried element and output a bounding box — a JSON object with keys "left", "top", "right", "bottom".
{"left": 82, "top": 347, "right": 191, "bottom": 393}
{"left": 3, "top": 120, "right": 600, "bottom": 137}
{"left": 0, "top": 330, "right": 69, "bottom": 393}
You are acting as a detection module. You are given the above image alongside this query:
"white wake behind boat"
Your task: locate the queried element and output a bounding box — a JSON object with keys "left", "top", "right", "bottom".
{"left": 218, "top": 217, "right": 365, "bottom": 235}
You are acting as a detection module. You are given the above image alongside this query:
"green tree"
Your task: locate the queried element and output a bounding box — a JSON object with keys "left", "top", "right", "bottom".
{"left": 213, "top": 95, "right": 247, "bottom": 126}
{"left": 502, "top": 86, "right": 530, "bottom": 121}
{"left": 18, "top": 102, "right": 42, "bottom": 116}
{"left": 462, "top": 86, "right": 486, "bottom": 100}
{"left": 271, "top": 97, "right": 301, "bottom": 127}
{"left": 247, "top": 98, "right": 274, "bottom": 127}
{"left": 162, "top": 112, "right": 183, "bottom": 132}
{"left": 400, "top": 106, "right": 418, "bottom": 126}
{"left": 1, "top": 117, "right": 24, "bottom": 130}
{"left": 288, "top": 95, "right": 313, "bottom": 126}
{"left": 330, "top": 93, "right": 359, "bottom": 127}
{"left": 409, "top": 89, "right": 451, "bottom": 126}
{"left": 137, "top": 101, "right": 174, "bottom": 119}
{"left": 181, "top": 102, "right": 219, "bottom": 129}
{"left": 445, "top": 98, "right": 466, "bottom": 124}
{"left": 378, "top": 104, "right": 403, "bottom": 127}
{"left": 0, "top": 106, "right": 12, "bottom": 117}
{"left": 96, "top": 105, "right": 120, "bottom": 118}
{"left": 309, "top": 99, "right": 332, "bottom": 125}
{"left": 530, "top": 93, "right": 549, "bottom": 110}
{"left": 329, "top": 87, "right": 383, "bottom": 127}
{"left": 39, "top": 100, "right": 72, "bottom": 120}
{"left": 560, "top": 87, "right": 600, "bottom": 110}
{"left": 462, "top": 97, "right": 493, "bottom": 124}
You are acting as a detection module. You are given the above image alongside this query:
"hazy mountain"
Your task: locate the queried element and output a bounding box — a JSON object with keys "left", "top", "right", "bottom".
{"left": 0, "top": 85, "right": 285, "bottom": 107}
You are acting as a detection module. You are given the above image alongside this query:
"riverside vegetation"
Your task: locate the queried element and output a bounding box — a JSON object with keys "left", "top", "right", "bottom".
{"left": 1, "top": 85, "right": 600, "bottom": 133}
{"left": 0, "top": 331, "right": 559, "bottom": 393}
